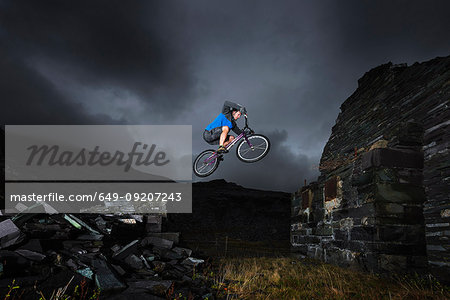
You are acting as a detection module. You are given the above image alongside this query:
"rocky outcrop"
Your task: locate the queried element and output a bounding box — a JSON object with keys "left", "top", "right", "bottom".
{"left": 291, "top": 56, "right": 450, "bottom": 281}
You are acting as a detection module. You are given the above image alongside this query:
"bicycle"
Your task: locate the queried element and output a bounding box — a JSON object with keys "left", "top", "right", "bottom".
{"left": 193, "top": 114, "right": 270, "bottom": 177}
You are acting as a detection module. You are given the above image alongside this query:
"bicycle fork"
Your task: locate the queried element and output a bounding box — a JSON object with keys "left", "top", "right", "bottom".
{"left": 244, "top": 134, "right": 254, "bottom": 150}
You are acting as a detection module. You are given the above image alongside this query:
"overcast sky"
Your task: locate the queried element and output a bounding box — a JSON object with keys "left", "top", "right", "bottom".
{"left": 1, "top": 1, "right": 449, "bottom": 192}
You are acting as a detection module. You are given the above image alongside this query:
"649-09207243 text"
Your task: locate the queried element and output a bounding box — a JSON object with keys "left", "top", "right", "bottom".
{"left": 8, "top": 192, "right": 184, "bottom": 202}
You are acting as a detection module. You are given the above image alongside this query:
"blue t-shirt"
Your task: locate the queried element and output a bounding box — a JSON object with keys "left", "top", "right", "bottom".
{"left": 205, "top": 113, "right": 233, "bottom": 131}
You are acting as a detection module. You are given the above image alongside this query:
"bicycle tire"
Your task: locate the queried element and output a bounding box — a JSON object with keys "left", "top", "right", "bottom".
{"left": 193, "top": 149, "right": 220, "bottom": 177}
{"left": 236, "top": 134, "right": 270, "bottom": 163}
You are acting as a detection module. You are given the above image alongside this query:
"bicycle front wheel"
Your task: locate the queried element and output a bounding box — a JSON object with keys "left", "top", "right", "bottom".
{"left": 193, "top": 149, "right": 220, "bottom": 177}
{"left": 236, "top": 134, "right": 270, "bottom": 163}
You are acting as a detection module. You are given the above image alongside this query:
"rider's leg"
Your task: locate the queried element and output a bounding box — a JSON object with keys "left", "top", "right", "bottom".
{"left": 223, "top": 135, "right": 234, "bottom": 147}
{"left": 219, "top": 126, "right": 230, "bottom": 146}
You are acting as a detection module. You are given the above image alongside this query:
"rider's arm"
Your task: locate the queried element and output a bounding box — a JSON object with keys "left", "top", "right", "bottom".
{"left": 222, "top": 101, "right": 245, "bottom": 114}
{"left": 232, "top": 124, "right": 242, "bottom": 135}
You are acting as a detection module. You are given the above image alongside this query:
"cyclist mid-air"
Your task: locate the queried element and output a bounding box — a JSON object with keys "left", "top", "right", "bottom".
{"left": 203, "top": 100, "right": 247, "bottom": 154}
{"left": 194, "top": 100, "right": 270, "bottom": 177}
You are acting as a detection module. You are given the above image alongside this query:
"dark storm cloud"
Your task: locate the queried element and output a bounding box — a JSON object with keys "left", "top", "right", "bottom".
{"left": 0, "top": 47, "right": 123, "bottom": 125}
{"left": 1, "top": 0, "right": 449, "bottom": 191}
{"left": 0, "top": 0, "right": 197, "bottom": 117}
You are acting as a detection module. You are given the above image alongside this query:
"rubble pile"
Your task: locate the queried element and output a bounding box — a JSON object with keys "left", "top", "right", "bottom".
{"left": 291, "top": 55, "right": 450, "bottom": 282}
{"left": 0, "top": 212, "right": 217, "bottom": 299}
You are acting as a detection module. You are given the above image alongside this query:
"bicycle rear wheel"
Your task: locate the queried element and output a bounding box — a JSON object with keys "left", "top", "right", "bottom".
{"left": 236, "top": 134, "right": 270, "bottom": 163}
{"left": 193, "top": 149, "right": 220, "bottom": 177}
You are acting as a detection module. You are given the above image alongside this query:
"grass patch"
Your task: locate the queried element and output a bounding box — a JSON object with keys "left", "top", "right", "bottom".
{"left": 203, "top": 256, "right": 450, "bottom": 299}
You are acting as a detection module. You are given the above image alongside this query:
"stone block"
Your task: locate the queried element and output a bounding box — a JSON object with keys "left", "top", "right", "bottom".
{"left": 314, "top": 226, "right": 333, "bottom": 236}
{"left": 362, "top": 148, "right": 423, "bottom": 170}
{"left": 376, "top": 203, "right": 404, "bottom": 215}
{"left": 378, "top": 225, "right": 424, "bottom": 243}
{"left": 352, "top": 170, "right": 374, "bottom": 186}
{"left": 334, "top": 230, "right": 349, "bottom": 241}
{"left": 350, "top": 226, "right": 376, "bottom": 241}
{"left": 376, "top": 183, "right": 425, "bottom": 204}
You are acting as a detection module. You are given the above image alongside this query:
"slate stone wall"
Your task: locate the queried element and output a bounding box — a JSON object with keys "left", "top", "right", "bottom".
{"left": 291, "top": 55, "right": 450, "bottom": 281}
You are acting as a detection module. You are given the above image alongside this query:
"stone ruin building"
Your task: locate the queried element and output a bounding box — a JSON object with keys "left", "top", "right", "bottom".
{"left": 290, "top": 56, "right": 449, "bottom": 282}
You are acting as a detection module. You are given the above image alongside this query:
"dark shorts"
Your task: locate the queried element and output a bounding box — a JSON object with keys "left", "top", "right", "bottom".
{"left": 203, "top": 127, "right": 222, "bottom": 145}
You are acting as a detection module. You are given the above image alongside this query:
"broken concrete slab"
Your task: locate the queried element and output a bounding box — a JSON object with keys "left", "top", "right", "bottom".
{"left": 160, "top": 250, "right": 183, "bottom": 260}
{"left": 0, "top": 219, "right": 23, "bottom": 249}
{"left": 10, "top": 203, "right": 58, "bottom": 226}
{"left": 76, "top": 267, "right": 94, "bottom": 280}
{"left": 92, "top": 258, "right": 126, "bottom": 293}
{"left": 140, "top": 254, "right": 151, "bottom": 269}
{"left": 15, "top": 249, "right": 46, "bottom": 262}
{"left": 66, "top": 258, "right": 78, "bottom": 270}
{"left": 124, "top": 254, "right": 144, "bottom": 270}
{"left": 167, "top": 259, "right": 178, "bottom": 265}
{"left": 76, "top": 234, "right": 104, "bottom": 241}
{"left": 162, "top": 268, "right": 185, "bottom": 280}
{"left": 111, "top": 264, "right": 126, "bottom": 276}
{"left": 141, "top": 236, "right": 173, "bottom": 249}
{"left": 18, "top": 239, "right": 43, "bottom": 253}
{"left": 112, "top": 240, "right": 139, "bottom": 261}
{"left": 147, "top": 232, "right": 179, "bottom": 244}
{"left": 172, "top": 247, "right": 192, "bottom": 257}
{"left": 181, "top": 257, "right": 205, "bottom": 267}
{"left": 64, "top": 214, "right": 100, "bottom": 235}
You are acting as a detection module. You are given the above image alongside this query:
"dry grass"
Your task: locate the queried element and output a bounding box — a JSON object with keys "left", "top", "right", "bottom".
{"left": 1, "top": 277, "right": 100, "bottom": 300}
{"left": 205, "top": 256, "right": 450, "bottom": 300}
